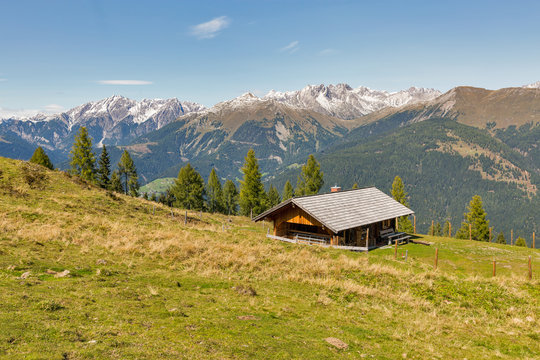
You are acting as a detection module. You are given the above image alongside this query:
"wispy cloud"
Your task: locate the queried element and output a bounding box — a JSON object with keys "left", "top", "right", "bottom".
{"left": 190, "top": 16, "right": 230, "bottom": 39}
{"left": 0, "top": 103, "right": 65, "bottom": 119}
{"left": 0, "top": 79, "right": 6, "bottom": 82}
{"left": 280, "top": 41, "right": 299, "bottom": 53}
{"left": 319, "top": 48, "right": 337, "bottom": 56}
{"left": 97, "top": 80, "right": 153, "bottom": 85}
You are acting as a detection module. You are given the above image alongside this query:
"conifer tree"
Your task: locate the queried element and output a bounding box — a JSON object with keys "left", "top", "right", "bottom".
{"left": 110, "top": 170, "right": 123, "bottom": 193}
{"left": 206, "top": 168, "right": 223, "bottom": 213}
{"left": 295, "top": 154, "right": 324, "bottom": 196}
{"left": 282, "top": 180, "right": 294, "bottom": 200}
{"left": 515, "top": 237, "right": 527, "bottom": 247}
{"left": 442, "top": 221, "right": 451, "bottom": 237}
{"left": 29, "top": 146, "right": 54, "bottom": 170}
{"left": 169, "top": 163, "right": 205, "bottom": 210}
{"left": 239, "top": 149, "right": 268, "bottom": 216}
{"left": 267, "top": 184, "right": 281, "bottom": 208}
{"left": 456, "top": 195, "right": 490, "bottom": 241}
{"left": 69, "top": 127, "right": 96, "bottom": 182}
{"left": 223, "top": 180, "right": 239, "bottom": 215}
{"left": 142, "top": 192, "right": 148, "bottom": 200}
{"left": 117, "top": 150, "right": 139, "bottom": 196}
{"left": 496, "top": 232, "right": 506, "bottom": 244}
{"left": 150, "top": 193, "right": 157, "bottom": 202}
{"left": 96, "top": 145, "right": 111, "bottom": 189}
{"left": 390, "top": 176, "right": 413, "bottom": 233}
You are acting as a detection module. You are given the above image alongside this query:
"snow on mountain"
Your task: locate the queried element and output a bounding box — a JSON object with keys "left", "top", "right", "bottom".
{"left": 263, "top": 83, "right": 441, "bottom": 119}
{"left": 522, "top": 81, "right": 540, "bottom": 89}
{"left": 0, "top": 95, "right": 205, "bottom": 150}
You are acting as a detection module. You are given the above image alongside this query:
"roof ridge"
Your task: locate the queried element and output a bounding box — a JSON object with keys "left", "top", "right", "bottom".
{"left": 292, "top": 185, "right": 376, "bottom": 199}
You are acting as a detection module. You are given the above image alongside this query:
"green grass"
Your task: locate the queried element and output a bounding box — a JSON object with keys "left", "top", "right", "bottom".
{"left": 0, "top": 157, "right": 539, "bottom": 359}
{"left": 139, "top": 177, "right": 175, "bottom": 195}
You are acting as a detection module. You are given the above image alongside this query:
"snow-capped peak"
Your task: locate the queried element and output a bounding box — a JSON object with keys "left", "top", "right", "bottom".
{"left": 522, "top": 81, "right": 540, "bottom": 89}
{"left": 263, "top": 84, "right": 441, "bottom": 119}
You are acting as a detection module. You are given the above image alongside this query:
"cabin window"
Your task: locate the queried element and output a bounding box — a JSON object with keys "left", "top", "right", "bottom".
{"left": 382, "top": 219, "right": 392, "bottom": 229}
{"left": 288, "top": 222, "right": 320, "bottom": 234}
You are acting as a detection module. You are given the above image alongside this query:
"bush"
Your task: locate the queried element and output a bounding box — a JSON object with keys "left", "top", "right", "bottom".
{"left": 515, "top": 237, "right": 527, "bottom": 247}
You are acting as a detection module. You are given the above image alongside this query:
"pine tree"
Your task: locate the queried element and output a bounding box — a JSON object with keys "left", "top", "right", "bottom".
{"left": 515, "top": 237, "right": 527, "bottom": 247}
{"left": 29, "top": 146, "right": 54, "bottom": 170}
{"left": 442, "top": 221, "right": 451, "bottom": 237}
{"left": 295, "top": 155, "right": 324, "bottom": 196}
{"left": 456, "top": 195, "right": 490, "bottom": 241}
{"left": 206, "top": 168, "right": 223, "bottom": 213}
{"left": 150, "top": 193, "right": 157, "bottom": 202}
{"left": 142, "top": 192, "right": 148, "bottom": 200}
{"left": 267, "top": 184, "right": 281, "bottom": 208}
{"left": 496, "top": 232, "right": 506, "bottom": 244}
{"left": 352, "top": 183, "right": 359, "bottom": 189}
{"left": 435, "top": 222, "right": 442, "bottom": 236}
{"left": 169, "top": 163, "right": 205, "bottom": 210}
{"left": 282, "top": 180, "right": 294, "bottom": 200}
{"left": 69, "top": 127, "right": 96, "bottom": 182}
{"left": 239, "top": 149, "right": 268, "bottom": 216}
{"left": 390, "top": 176, "right": 413, "bottom": 233}
{"left": 96, "top": 145, "right": 111, "bottom": 189}
{"left": 223, "top": 180, "right": 239, "bottom": 215}
{"left": 110, "top": 170, "right": 123, "bottom": 193}
{"left": 117, "top": 150, "right": 139, "bottom": 196}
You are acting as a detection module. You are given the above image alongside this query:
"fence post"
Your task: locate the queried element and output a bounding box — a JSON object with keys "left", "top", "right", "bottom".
{"left": 405, "top": 250, "right": 408, "bottom": 261}
{"left": 184, "top": 210, "right": 187, "bottom": 225}
{"left": 469, "top": 223, "right": 472, "bottom": 241}
{"left": 431, "top": 220, "right": 434, "bottom": 236}
{"left": 413, "top": 216, "right": 416, "bottom": 234}
{"left": 492, "top": 260, "right": 496, "bottom": 277}
{"left": 171, "top": 209, "right": 174, "bottom": 218}
{"left": 434, "top": 248, "right": 439, "bottom": 270}
{"left": 394, "top": 238, "right": 398, "bottom": 259}
{"left": 529, "top": 256, "right": 533, "bottom": 280}
{"left": 511, "top": 229, "right": 513, "bottom": 245}
{"left": 489, "top": 227, "right": 492, "bottom": 242}
{"left": 449, "top": 222, "right": 451, "bottom": 237}
{"left": 533, "top": 232, "right": 536, "bottom": 249}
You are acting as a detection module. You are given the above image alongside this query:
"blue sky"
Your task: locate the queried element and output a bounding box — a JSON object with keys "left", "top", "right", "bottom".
{"left": 1, "top": 0, "right": 540, "bottom": 116}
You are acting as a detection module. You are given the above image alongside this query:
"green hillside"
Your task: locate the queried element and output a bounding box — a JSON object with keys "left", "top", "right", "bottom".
{"left": 139, "top": 177, "right": 176, "bottom": 196}
{"left": 272, "top": 119, "right": 539, "bottom": 242}
{"left": 0, "top": 156, "right": 539, "bottom": 359}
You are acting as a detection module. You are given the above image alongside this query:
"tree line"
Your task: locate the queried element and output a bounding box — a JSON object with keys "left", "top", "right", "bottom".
{"left": 30, "top": 127, "right": 140, "bottom": 196}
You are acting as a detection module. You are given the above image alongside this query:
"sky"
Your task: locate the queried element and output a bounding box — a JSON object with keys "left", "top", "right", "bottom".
{"left": 1, "top": 0, "right": 540, "bottom": 117}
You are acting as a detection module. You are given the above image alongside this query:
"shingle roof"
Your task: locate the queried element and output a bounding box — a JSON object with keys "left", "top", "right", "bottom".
{"left": 253, "top": 187, "right": 414, "bottom": 233}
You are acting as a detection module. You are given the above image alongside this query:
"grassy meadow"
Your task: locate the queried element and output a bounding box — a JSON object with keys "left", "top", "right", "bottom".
{"left": 0, "top": 157, "right": 539, "bottom": 359}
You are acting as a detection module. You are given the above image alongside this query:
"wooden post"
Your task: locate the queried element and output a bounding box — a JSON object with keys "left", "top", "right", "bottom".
{"left": 449, "top": 222, "right": 451, "bottom": 238}
{"left": 184, "top": 210, "right": 187, "bottom": 225}
{"left": 533, "top": 232, "right": 536, "bottom": 249}
{"left": 431, "top": 220, "right": 434, "bottom": 236}
{"left": 395, "top": 217, "right": 399, "bottom": 232}
{"left": 469, "top": 223, "right": 472, "bottom": 241}
{"left": 250, "top": 208, "right": 253, "bottom": 220}
{"left": 529, "top": 256, "right": 533, "bottom": 280}
{"left": 434, "top": 248, "right": 439, "bottom": 270}
{"left": 394, "top": 238, "right": 398, "bottom": 259}
{"left": 489, "top": 227, "right": 492, "bottom": 242}
{"left": 413, "top": 216, "right": 416, "bottom": 234}
{"left": 366, "top": 228, "right": 369, "bottom": 249}
{"left": 492, "top": 260, "right": 496, "bottom": 277}
{"left": 171, "top": 209, "right": 174, "bottom": 218}
{"left": 511, "top": 229, "right": 513, "bottom": 245}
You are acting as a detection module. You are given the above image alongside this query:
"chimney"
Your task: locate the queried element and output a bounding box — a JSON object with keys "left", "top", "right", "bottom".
{"left": 330, "top": 185, "right": 341, "bottom": 193}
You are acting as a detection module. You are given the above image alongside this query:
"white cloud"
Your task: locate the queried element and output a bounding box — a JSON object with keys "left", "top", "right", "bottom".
{"left": 0, "top": 78, "right": 6, "bottom": 82}
{"left": 280, "top": 41, "right": 299, "bottom": 53}
{"left": 319, "top": 48, "right": 337, "bottom": 56}
{"left": 43, "top": 104, "right": 65, "bottom": 113}
{"left": 97, "top": 80, "right": 153, "bottom": 85}
{"left": 190, "top": 16, "right": 230, "bottom": 39}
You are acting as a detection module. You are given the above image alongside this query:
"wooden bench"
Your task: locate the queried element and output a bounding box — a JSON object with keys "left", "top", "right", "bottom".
{"left": 380, "top": 228, "right": 411, "bottom": 245}
{"left": 289, "top": 231, "right": 330, "bottom": 245}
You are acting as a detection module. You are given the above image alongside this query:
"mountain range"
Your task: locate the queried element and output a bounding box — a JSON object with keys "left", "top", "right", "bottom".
{"left": 0, "top": 82, "right": 539, "bottom": 239}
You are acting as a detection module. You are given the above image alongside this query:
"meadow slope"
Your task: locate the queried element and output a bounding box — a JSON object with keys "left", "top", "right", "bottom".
{"left": 0, "top": 157, "right": 539, "bottom": 359}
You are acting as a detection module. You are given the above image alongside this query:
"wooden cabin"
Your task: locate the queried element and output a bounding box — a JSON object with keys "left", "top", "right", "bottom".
{"left": 253, "top": 186, "right": 414, "bottom": 251}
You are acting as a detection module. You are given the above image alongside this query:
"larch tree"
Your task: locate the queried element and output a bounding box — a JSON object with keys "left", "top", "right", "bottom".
{"left": 455, "top": 195, "right": 490, "bottom": 241}
{"left": 515, "top": 237, "right": 527, "bottom": 247}
{"left": 390, "top": 176, "right": 413, "bottom": 233}
{"left": 282, "top": 180, "right": 294, "bottom": 200}
{"left": 239, "top": 149, "right": 268, "bottom": 217}
{"left": 29, "top": 146, "right": 54, "bottom": 170}
{"left": 496, "top": 232, "right": 506, "bottom": 244}
{"left": 206, "top": 168, "right": 224, "bottom": 213}
{"left": 117, "top": 150, "right": 139, "bottom": 196}
{"left": 170, "top": 163, "right": 205, "bottom": 210}
{"left": 295, "top": 154, "right": 324, "bottom": 196}
{"left": 222, "top": 180, "right": 239, "bottom": 215}
{"left": 69, "top": 127, "right": 96, "bottom": 182}
{"left": 96, "top": 145, "right": 111, "bottom": 189}
{"left": 267, "top": 184, "right": 281, "bottom": 208}
{"left": 110, "top": 170, "right": 123, "bottom": 193}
